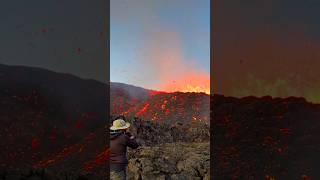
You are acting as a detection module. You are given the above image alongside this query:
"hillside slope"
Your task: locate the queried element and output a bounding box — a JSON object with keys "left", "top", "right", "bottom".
{"left": 120, "top": 92, "right": 210, "bottom": 123}
{"left": 4, "top": 64, "right": 320, "bottom": 179}
{"left": 0, "top": 64, "right": 210, "bottom": 179}
{"left": 0, "top": 64, "right": 107, "bottom": 171}
{"left": 213, "top": 95, "right": 320, "bottom": 179}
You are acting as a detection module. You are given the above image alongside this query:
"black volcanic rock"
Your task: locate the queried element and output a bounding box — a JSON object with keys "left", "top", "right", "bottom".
{"left": 110, "top": 82, "right": 152, "bottom": 115}
{"left": 0, "top": 64, "right": 106, "bottom": 173}
{"left": 127, "top": 142, "right": 210, "bottom": 180}
{"left": 114, "top": 92, "right": 210, "bottom": 124}
{"left": 213, "top": 95, "right": 320, "bottom": 179}
{"left": 0, "top": 64, "right": 210, "bottom": 179}
{"left": 109, "top": 117, "right": 210, "bottom": 180}
{"left": 110, "top": 116, "right": 210, "bottom": 146}
{"left": 4, "top": 64, "right": 320, "bottom": 179}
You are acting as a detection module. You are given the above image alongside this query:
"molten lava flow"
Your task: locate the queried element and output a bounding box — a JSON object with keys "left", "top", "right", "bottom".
{"left": 157, "top": 73, "right": 210, "bottom": 94}
{"left": 82, "top": 148, "right": 110, "bottom": 172}
{"left": 181, "top": 84, "right": 210, "bottom": 94}
{"left": 34, "top": 133, "right": 95, "bottom": 168}
{"left": 135, "top": 103, "right": 150, "bottom": 117}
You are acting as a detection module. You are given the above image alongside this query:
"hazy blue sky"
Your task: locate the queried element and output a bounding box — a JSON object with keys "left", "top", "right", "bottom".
{"left": 111, "top": 0, "right": 210, "bottom": 90}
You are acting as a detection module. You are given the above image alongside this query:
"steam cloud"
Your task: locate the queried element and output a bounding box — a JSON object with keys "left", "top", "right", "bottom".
{"left": 138, "top": 29, "right": 210, "bottom": 94}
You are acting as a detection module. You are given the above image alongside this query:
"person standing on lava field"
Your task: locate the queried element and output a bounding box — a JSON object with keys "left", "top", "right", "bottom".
{"left": 110, "top": 118, "right": 139, "bottom": 180}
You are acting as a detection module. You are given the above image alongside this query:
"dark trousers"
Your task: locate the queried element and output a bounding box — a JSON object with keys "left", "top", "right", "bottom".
{"left": 110, "top": 163, "right": 127, "bottom": 180}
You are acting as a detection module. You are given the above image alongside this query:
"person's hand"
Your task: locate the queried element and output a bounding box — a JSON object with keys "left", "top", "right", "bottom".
{"left": 125, "top": 132, "right": 132, "bottom": 137}
{"left": 130, "top": 136, "right": 135, "bottom": 139}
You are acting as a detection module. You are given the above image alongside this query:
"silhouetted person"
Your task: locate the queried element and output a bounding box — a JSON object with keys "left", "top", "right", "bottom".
{"left": 110, "top": 118, "right": 139, "bottom": 180}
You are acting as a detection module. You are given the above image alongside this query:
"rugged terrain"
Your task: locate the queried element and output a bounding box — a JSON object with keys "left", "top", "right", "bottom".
{"left": 0, "top": 64, "right": 107, "bottom": 173}
{"left": 0, "top": 64, "right": 210, "bottom": 179}
{"left": 128, "top": 142, "right": 210, "bottom": 180}
{"left": 2, "top": 64, "right": 320, "bottom": 179}
{"left": 110, "top": 84, "right": 210, "bottom": 123}
{"left": 213, "top": 95, "right": 320, "bottom": 179}
{"left": 109, "top": 116, "right": 210, "bottom": 180}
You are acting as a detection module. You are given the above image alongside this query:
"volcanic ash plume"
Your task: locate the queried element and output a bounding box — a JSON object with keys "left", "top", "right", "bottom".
{"left": 138, "top": 29, "right": 210, "bottom": 94}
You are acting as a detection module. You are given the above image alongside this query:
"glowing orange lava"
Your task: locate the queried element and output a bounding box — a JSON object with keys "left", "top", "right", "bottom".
{"left": 180, "top": 84, "right": 210, "bottom": 94}
{"left": 157, "top": 73, "right": 210, "bottom": 94}
{"left": 135, "top": 103, "right": 150, "bottom": 116}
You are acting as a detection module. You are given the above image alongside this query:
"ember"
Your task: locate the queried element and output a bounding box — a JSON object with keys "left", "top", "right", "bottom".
{"left": 31, "top": 138, "right": 40, "bottom": 150}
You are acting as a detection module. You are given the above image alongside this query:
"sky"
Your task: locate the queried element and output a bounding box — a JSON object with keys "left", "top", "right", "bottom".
{"left": 213, "top": 0, "right": 320, "bottom": 103}
{"left": 0, "top": 0, "right": 108, "bottom": 82}
{"left": 110, "top": 0, "right": 210, "bottom": 93}
{"left": 2, "top": 0, "right": 320, "bottom": 102}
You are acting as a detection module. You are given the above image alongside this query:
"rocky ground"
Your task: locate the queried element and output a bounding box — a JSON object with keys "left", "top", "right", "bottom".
{"left": 0, "top": 64, "right": 210, "bottom": 179}
{"left": 112, "top": 116, "right": 210, "bottom": 145}
{"left": 213, "top": 95, "right": 320, "bottom": 179}
{"left": 0, "top": 168, "right": 104, "bottom": 180}
{"left": 127, "top": 142, "right": 210, "bottom": 180}
{"left": 109, "top": 116, "right": 210, "bottom": 180}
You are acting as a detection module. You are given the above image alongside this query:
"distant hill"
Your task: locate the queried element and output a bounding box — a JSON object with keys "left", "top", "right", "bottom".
{"left": 110, "top": 82, "right": 158, "bottom": 115}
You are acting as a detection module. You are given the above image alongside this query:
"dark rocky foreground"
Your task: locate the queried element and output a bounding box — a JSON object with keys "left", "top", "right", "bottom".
{"left": 128, "top": 142, "right": 210, "bottom": 180}
{"left": 0, "top": 117, "right": 210, "bottom": 180}
{"left": 113, "top": 116, "right": 210, "bottom": 146}
{"left": 0, "top": 168, "right": 105, "bottom": 180}
{"left": 110, "top": 116, "right": 210, "bottom": 180}
{"left": 213, "top": 95, "right": 320, "bottom": 179}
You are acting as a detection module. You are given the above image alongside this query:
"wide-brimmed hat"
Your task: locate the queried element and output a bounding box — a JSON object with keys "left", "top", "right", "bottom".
{"left": 110, "top": 119, "right": 130, "bottom": 130}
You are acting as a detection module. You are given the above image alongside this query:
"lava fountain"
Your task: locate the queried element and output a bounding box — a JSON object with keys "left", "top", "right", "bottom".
{"left": 156, "top": 72, "right": 210, "bottom": 94}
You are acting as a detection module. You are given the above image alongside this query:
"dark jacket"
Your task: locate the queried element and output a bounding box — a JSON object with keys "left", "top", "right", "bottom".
{"left": 110, "top": 131, "right": 139, "bottom": 166}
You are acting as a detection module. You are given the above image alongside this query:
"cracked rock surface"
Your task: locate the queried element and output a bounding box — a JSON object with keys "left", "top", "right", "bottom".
{"left": 127, "top": 142, "right": 210, "bottom": 180}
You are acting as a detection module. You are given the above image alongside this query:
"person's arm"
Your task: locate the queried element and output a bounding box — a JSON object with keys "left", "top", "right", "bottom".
{"left": 125, "top": 133, "right": 139, "bottom": 149}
